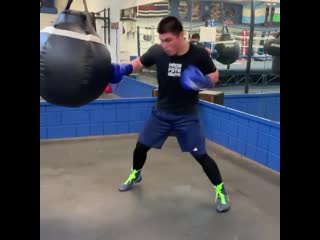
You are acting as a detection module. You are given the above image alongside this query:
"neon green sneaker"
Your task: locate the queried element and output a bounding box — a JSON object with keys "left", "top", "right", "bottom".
{"left": 118, "top": 169, "right": 142, "bottom": 192}
{"left": 215, "top": 183, "right": 231, "bottom": 212}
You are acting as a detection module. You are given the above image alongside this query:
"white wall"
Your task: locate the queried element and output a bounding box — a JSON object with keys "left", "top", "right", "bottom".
{"left": 40, "top": 13, "right": 57, "bottom": 30}
{"left": 41, "top": 0, "right": 109, "bottom": 30}
{"left": 41, "top": 1, "right": 172, "bottom": 62}
{"left": 55, "top": 0, "right": 107, "bottom": 12}
{"left": 40, "top": 0, "right": 116, "bottom": 60}
{"left": 119, "top": 18, "right": 196, "bottom": 62}
{"left": 119, "top": 17, "right": 163, "bottom": 62}
{"left": 41, "top": 1, "right": 276, "bottom": 63}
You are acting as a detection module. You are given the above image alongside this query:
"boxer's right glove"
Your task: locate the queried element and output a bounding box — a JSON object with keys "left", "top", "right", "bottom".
{"left": 180, "top": 65, "right": 214, "bottom": 91}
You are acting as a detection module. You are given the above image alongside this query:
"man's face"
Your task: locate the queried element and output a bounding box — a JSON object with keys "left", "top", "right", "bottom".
{"left": 159, "top": 32, "right": 183, "bottom": 56}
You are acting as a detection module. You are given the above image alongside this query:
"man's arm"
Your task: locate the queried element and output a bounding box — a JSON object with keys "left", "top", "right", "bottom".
{"left": 207, "top": 69, "right": 219, "bottom": 86}
{"left": 130, "top": 57, "right": 144, "bottom": 72}
{"left": 205, "top": 47, "right": 212, "bottom": 55}
{"left": 110, "top": 45, "right": 157, "bottom": 84}
{"left": 109, "top": 57, "right": 145, "bottom": 84}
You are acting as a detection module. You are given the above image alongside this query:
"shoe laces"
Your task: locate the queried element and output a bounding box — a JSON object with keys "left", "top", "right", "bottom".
{"left": 215, "top": 183, "right": 227, "bottom": 205}
{"left": 124, "top": 169, "right": 139, "bottom": 184}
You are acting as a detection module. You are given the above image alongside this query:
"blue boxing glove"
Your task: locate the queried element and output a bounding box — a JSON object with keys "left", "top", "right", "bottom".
{"left": 110, "top": 63, "right": 133, "bottom": 84}
{"left": 180, "top": 65, "right": 214, "bottom": 91}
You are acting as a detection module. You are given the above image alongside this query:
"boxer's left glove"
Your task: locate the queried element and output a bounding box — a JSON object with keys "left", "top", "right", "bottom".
{"left": 110, "top": 63, "right": 133, "bottom": 84}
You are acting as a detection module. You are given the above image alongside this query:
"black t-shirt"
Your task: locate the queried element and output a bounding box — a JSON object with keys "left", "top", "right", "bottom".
{"left": 140, "top": 43, "right": 216, "bottom": 113}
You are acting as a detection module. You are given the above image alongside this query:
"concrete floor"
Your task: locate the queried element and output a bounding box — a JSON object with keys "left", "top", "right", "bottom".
{"left": 40, "top": 134, "right": 279, "bottom": 240}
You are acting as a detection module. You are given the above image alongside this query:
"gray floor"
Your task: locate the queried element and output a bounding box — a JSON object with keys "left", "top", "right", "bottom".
{"left": 40, "top": 134, "right": 280, "bottom": 240}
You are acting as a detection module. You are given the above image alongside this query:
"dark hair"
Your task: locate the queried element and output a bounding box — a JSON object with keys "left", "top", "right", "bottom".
{"left": 157, "top": 16, "right": 183, "bottom": 35}
{"left": 191, "top": 33, "right": 200, "bottom": 40}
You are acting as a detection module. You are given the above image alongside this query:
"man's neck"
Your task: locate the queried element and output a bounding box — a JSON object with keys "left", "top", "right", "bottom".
{"left": 176, "top": 40, "right": 190, "bottom": 56}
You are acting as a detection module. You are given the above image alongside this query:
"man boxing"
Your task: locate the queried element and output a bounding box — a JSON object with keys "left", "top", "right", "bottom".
{"left": 110, "top": 16, "right": 230, "bottom": 213}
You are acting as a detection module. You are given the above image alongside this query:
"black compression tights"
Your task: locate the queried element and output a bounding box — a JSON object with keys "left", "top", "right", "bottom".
{"left": 190, "top": 152, "right": 223, "bottom": 186}
{"left": 132, "top": 142, "right": 151, "bottom": 170}
{"left": 132, "top": 142, "right": 222, "bottom": 186}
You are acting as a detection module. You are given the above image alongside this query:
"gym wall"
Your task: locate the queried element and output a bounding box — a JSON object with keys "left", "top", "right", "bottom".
{"left": 40, "top": 0, "right": 111, "bottom": 64}
{"left": 40, "top": 98, "right": 155, "bottom": 139}
{"left": 40, "top": 0, "right": 86, "bottom": 30}
{"left": 242, "top": 2, "right": 267, "bottom": 24}
{"left": 55, "top": 0, "right": 108, "bottom": 12}
{"left": 199, "top": 100, "right": 280, "bottom": 172}
{"left": 224, "top": 94, "right": 280, "bottom": 122}
{"left": 107, "top": 76, "right": 279, "bottom": 122}
{"left": 40, "top": 97, "right": 280, "bottom": 172}
{"left": 40, "top": 13, "right": 57, "bottom": 30}
{"left": 111, "top": 76, "right": 157, "bottom": 98}
{"left": 40, "top": 0, "right": 109, "bottom": 32}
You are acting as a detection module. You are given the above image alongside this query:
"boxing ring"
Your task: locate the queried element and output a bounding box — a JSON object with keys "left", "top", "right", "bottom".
{"left": 133, "top": 25, "right": 279, "bottom": 87}
{"left": 40, "top": 134, "right": 279, "bottom": 240}
{"left": 124, "top": 60, "right": 279, "bottom": 88}
{"left": 215, "top": 59, "right": 279, "bottom": 86}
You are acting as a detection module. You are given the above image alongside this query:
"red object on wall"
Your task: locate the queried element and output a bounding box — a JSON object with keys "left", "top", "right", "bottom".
{"left": 104, "top": 84, "right": 112, "bottom": 93}
{"left": 241, "top": 30, "right": 248, "bottom": 56}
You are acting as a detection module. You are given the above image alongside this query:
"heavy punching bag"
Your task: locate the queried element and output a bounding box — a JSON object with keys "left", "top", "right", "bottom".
{"left": 265, "top": 34, "right": 280, "bottom": 74}
{"left": 40, "top": 0, "right": 112, "bottom": 107}
{"left": 272, "top": 56, "right": 280, "bottom": 74}
{"left": 214, "top": 33, "right": 240, "bottom": 65}
{"left": 264, "top": 37, "right": 280, "bottom": 56}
